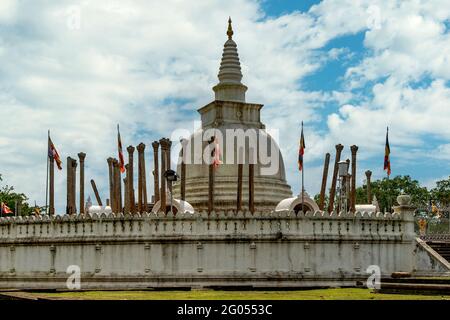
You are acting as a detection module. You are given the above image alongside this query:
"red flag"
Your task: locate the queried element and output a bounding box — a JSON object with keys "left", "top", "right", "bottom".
{"left": 384, "top": 127, "right": 391, "bottom": 176}
{"left": 1, "top": 202, "right": 12, "bottom": 215}
{"left": 117, "top": 124, "right": 125, "bottom": 173}
{"left": 48, "top": 136, "right": 63, "bottom": 170}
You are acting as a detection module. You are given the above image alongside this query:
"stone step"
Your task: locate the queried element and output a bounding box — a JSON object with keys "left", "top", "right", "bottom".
{"left": 426, "top": 241, "right": 450, "bottom": 263}
{"left": 381, "top": 277, "right": 450, "bottom": 285}
{"left": 377, "top": 282, "right": 450, "bottom": 295}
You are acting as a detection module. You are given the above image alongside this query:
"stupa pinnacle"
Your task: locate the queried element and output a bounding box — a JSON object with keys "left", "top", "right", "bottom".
{"left": 213, "top": 17, "right": 248, "bottom": 102}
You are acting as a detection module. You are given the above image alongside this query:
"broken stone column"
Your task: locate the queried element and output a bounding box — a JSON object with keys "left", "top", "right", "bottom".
{"left": 208, "top": 164, "right": 214, "bottom": 213}
{"left": 152, "top": 141, "right": 160, "bottom": 204}
{"left": 249, "top": 163, "right": 254, "bottom": 214}
{"left": 137, "top": 143, "right": 147, "bottom": 212}
{"left": 319, "top": 153, "right": 330, "bottom": 211}
{"left": 351, "top": 145, "right": 358, "bottom": 212}
{"left": 124, "top": 176, "right": 129, "bottom": 213}
{"left": 180, "top": 139, "right": 187, "bottom": 201}
{"left": 113, "top": 159, "right": 121, "bottom": 213}
{"left": 78, "top": 152, "right": 86, "bottom": 214}
{"left": 237, "top": 163, "right": 243, "bottom": 212}
{"left": 365, "top": 170, "right": 372, "bottom": 203}
{"left": 107, "top": 157, "right": 115, "bottom": 212}
{"left": 66, "top": 156, "right": 73, "bottom": 215}
{"left": 166, "top": 139, "right": 173, "bottom": 197}
{"left": 90, "top": 179, "right": 102, "bottom": 206}
{"left": 72, "top": 159, "right": 78, "bottom": 214}
{"left": 328, "top": 144, "right": 344, "bottom": 213}
{"left": 159, "top": 138, "right": 170, "bottom": 213}
{"left": 248, "top": 149, "right": 255, "bottom": 214}
{"left": 124, "top": 163, "right": 130, "bottom": 213}
{"left": 346, "top": 159, "right": 351, "bottom": 210}
{"left": 127, "top": 146, "right": 136, "bottom": 214}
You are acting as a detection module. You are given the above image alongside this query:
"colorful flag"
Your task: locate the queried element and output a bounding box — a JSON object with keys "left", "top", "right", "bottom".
{"left": 298, "top": 123, "right": 305, "bottom": 171}
{"left": 117, "top": 124, "right": 125, "bottom": 173}
{"left": 384, "top": 127, "right": 391, "bottom": 176}
{"left": 48, "top": 136, "right": 63, "bottom": 170}
{"left": 209, "top": 135, "right": 222, "bottom": 169}
{"left": 1, "top": 202, "right": 12, "bottom": 215}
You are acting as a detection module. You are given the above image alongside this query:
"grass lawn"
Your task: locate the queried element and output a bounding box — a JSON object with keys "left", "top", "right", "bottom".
{"left": 29, "top": 288, "right": 450, "bottom": 300}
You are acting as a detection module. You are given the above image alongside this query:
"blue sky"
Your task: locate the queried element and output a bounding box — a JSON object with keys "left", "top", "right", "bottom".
{"left": 0, "top": 0, "right": 449, "bottom": 213}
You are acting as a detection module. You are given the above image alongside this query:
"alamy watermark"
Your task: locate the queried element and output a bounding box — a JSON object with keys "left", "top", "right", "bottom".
{"left": 366, "top": 265, "right": 381, "bottom": 290}
{"left": 66, "top": 265, "right": 81, "bottom": 290}
{"left": 170, "top": 122, "right": 282, "bottom": 176}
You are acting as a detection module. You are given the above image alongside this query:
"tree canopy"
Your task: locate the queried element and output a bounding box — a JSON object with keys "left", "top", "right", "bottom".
{"left": 315, "top": 175, "right": 450, "bottom": 215}
{"left": 0, "top": 174, "right": 35, "bottom": 216}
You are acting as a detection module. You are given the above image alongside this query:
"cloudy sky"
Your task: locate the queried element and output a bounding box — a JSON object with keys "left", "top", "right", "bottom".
{"left": 0, "top": 0, "right": 449, "bottom": 213}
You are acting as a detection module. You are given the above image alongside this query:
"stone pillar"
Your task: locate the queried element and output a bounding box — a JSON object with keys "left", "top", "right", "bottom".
{"left": 319, "top": 153, "right": 330, "bottom": 211}
{"left": 49, "top": 154, "right": 55, "bottom": 215}
{"left": 328, "top": 144, "right": 344, "bottom": 213}
{"left": 123, "top": 175, "right": 129, "bottom": 213}
{"left": 127, "top": 146, "right": 135, "bottom": 214}
{"left": 107, "top": 158, "right": 115, "bottom": 212}
{"left": 249, "top": 163, "right": 255, "bottom": 214}
{"left": 90, "top": 179, "right": 102, "bottom": 206}
{"left": 113, "top": 159, "right": 120, "bottom": 213}
{"left": 142, "top": 143, "right": 148, "bottom": 211}
{"left": 152, "top": 141, "right": 160, "bottom": 204}
{"left": 166, "top": 139, "right": 172, "bottom": 196}
{"left": 180, "top": 139, "right": 187, "bottom": 201}
{"left": 159, "top": 138, "right": 170, "bottom": 213}
{"left": 124, "top": 163, "right": 130, "bottom": 213}
{"left": 208, "top": 164, "right": 214, "bottom": 213}
{"left": 71, "top": 159, "right": 77, "bottom": 214}
{"left": 350, "top": 145, "right": 358, "bottom": 212}
{"left": 66, "top": 156, "right": 73, "bottom": 215}
{"left": 167, "top": 140, "right": 172, "bottom": 171}
{"left": 78, "top": 152, "right": 86, "bottom": 214}
{"left": 346, "top": 159, "right": 351, "bottom": 211}
{"left": 117, "top": 160, "right": 122, "bottom": 213}
{"left": 237, "top": 164, "right": 243, "bottom": 212}
{"left": 137, "top": 143, "right": 148, "bottom": 212}
{"left": 365, "top": 170, "right": 372, "bottom": 203}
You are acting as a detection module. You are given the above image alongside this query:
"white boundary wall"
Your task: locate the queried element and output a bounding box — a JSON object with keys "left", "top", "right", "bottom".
{"left": 0, "top": 204, "right": 447, "bottom": 290}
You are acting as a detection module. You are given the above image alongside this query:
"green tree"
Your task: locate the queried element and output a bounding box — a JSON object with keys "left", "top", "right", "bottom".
{"left": 430, "top": 176, "right": 450, "bottom": 207}
{"left": 0, "top": 174, "right": 34, "bottom": 216}
{"left": 356, "top": 175, "right": 429, "bottom": 211}
{"left": 430, "top": 176, "right": 450, "bottom": 217}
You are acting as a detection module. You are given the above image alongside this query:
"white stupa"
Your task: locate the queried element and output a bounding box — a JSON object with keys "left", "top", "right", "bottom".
{"left": 173, "top": 18, "right": 292, "bottom": 211}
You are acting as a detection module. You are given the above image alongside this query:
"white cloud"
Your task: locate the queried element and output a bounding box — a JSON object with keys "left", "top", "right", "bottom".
{"left": 0, "top": 0, "right": 449, "bottom": 213}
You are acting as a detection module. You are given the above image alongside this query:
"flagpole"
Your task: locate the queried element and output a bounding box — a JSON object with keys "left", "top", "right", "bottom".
{"left": 45, "top": 130, "right": 50, "bottom": 215}
{"left": 301, "top": 122, "right": 304, "bottom": 212}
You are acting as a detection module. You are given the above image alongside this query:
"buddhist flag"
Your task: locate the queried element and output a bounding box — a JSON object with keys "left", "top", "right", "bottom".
{"left": 384, "top": 127, "right": 391, "bottom": 176}
{"left": 1, "top": 202, "right": 12, "bottom": 215}
{"left": 48, "top": 136, "right": 63, "bottom": 170}
{"left": 117, "top": 124, "right": 125, "bottom": 173}
{"left": 209, "top": 135, "right": 222, "bottom": 169}
{"left": 298, "top": 122, "right": 305, "bottom": 171}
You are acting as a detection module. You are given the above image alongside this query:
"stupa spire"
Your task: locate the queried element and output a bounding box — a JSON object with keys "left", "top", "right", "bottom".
{"left": 227, "top": 17, "right": 233, "bottom": 39}
{"left": 213, "top": 17, "right": 248, "bottom": 102}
